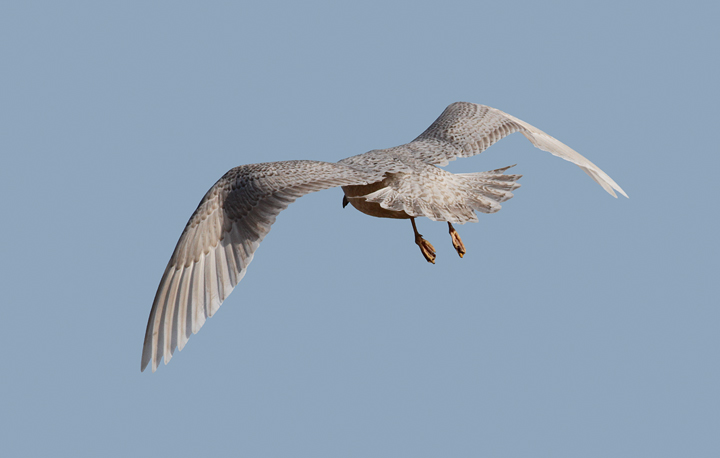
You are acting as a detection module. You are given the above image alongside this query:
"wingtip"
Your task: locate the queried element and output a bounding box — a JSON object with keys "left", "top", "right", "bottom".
{"left": 140, "top": 345, "right": 159, "bottom": 373}
{"left": 141, "top": 348, "right": 150, "bottom": 372}
{"left": 608, "top": 183, "right": 629, "bottom": 199}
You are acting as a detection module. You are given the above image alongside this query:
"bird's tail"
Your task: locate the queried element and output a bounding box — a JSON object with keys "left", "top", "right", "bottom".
{"left": 456, "top": 165, "right": 522, "bottom": 214}
{"left": 357, "top": 165, "right": 522, "bottom": 223}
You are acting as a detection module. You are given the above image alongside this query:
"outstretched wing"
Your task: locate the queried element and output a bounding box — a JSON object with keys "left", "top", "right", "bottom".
{"left": 142, "top": 160, "right": 380, "bottom": 372}
{"left": 407, "top": 102, "right": 627, "bottom": 198}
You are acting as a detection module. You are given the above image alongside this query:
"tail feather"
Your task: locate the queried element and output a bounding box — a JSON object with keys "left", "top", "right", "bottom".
{"left": 458, "top": 165, "right": 522, "bottom": 212}
{"left": 359, "top": 165, "right": 522, "bottom": 222}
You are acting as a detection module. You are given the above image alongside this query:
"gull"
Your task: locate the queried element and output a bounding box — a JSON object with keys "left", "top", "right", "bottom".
{"left": 141, "top": 102, "right": 627, "bottom": 372}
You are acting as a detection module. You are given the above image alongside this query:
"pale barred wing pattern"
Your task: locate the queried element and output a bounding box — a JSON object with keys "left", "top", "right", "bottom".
{"left": 141, "top": 160, "right": 380, "bottom": 372}
{"left": 407, "top": 102, "right": 627, "bottom": 198}
{"left": 374, "top": 165, "right": 521, "bottom": 222}
{"left": 355, "top": 157, "right": 523, "bottom": 223}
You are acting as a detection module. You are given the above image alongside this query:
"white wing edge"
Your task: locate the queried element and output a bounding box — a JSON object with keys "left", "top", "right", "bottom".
{"left": 488, "top": 106, "right": 629, "bottom": 198}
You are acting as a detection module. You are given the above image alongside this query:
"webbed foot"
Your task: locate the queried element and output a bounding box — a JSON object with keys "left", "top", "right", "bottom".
{"left": 411, "top": 217, "right": 436, "bottom": 264}
{"left": 448, "top": 222, "right": 466, "bottom": 258}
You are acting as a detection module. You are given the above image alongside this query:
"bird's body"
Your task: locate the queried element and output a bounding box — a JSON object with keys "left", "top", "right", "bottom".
{"left": 341, "top": 156, "right": 520, "bottom": 222}
{"left": 141, "top": 102, "right": 627, "bottom": 372}
{"left": 342, "top": 178, "right": 410, "bottom": 219}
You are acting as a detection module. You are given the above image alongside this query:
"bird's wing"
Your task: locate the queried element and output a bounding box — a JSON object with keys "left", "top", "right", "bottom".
{"left": 337, "top": 148, "right": 415, "bottom": 175}
{"left": 142, "top": 160, "right": 381, "bottom": 372}
{"left": 406, "top": 102, "right": 627, "bottom": 198}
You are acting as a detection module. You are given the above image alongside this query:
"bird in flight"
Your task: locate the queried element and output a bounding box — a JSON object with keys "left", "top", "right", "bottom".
{"left": 141, "top": 102, "right": 627, "bottom": 372}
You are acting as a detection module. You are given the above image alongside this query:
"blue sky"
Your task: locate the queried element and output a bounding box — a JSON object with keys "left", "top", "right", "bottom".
{"left": 1, "top": 1, "right": 718, "bottom": 456}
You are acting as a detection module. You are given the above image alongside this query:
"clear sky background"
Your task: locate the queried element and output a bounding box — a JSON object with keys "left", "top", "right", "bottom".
{"left": 1, "top": 1, "right": 718, "bottom": 457}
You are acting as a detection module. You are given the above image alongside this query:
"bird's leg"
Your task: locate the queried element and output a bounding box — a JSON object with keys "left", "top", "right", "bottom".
{"left": 448, "top": 222, "right": 466, "bottom": 258}
{"left": 411, "top": 217, "right": 436, "bottom": 264}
